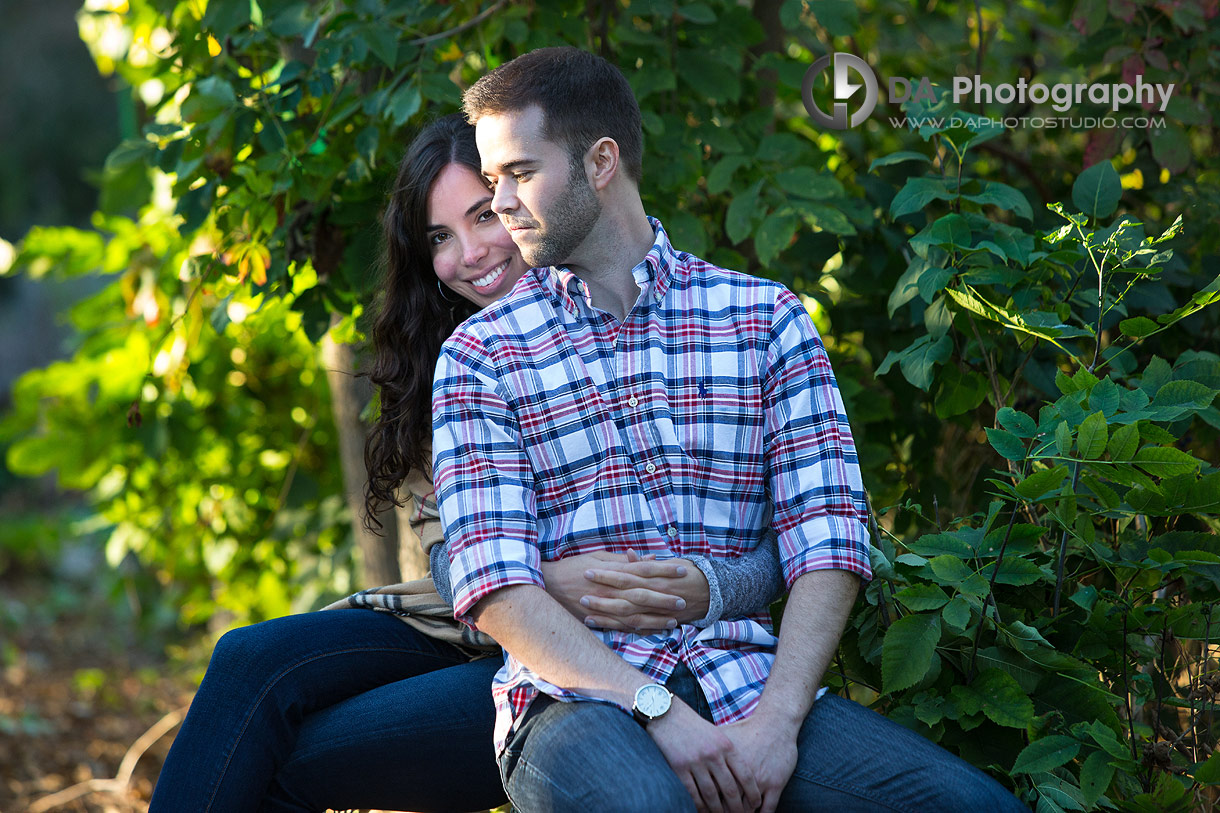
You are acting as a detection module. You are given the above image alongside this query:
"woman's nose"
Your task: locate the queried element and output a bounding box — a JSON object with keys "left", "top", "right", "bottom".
{"left": 462, "top": 236, "right": 489, "bottom": 266}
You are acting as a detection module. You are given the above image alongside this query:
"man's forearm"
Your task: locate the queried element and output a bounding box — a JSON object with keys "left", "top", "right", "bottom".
{"left": 752, "top": 569, "right": 860, "bottom": 728}
{"left": 470, "top": 583, "right": 655, "bottom": 706}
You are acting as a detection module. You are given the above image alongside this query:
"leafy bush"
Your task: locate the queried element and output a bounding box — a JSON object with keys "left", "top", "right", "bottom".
{"left": 835, "top": 98, "right": 1220, "bottom": 809}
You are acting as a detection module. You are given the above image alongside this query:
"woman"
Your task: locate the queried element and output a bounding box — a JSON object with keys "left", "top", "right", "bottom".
{"left": 150, "top": 114, "right": 781, "bottom": 813}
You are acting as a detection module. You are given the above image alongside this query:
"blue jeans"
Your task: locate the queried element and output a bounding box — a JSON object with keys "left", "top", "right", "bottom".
{"left": 149, "top": 609, "right": 506, "bottom": 813}
{"left": 500, "top": 663, "right": 1029, "bottom": 812}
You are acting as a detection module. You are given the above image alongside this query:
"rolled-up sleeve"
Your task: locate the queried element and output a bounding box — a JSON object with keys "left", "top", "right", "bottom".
{"left": 762, "top": 288, "right": 871, "bottom": 587}
{"left": 432, "top": 329, "right": 543, "bottom": 626}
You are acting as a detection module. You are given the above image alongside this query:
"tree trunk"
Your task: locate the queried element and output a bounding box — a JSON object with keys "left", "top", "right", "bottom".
{"left": 321, "top": 316, "right": 401, "bottom": 588}
{"left": 396, "top": 502, "right": 431, "bottom": 582}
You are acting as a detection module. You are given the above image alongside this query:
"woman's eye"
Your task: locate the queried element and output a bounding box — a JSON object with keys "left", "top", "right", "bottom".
{"left": 477, "top": 209, "right": 497, "bottom": 223}
{"left": 430, "top": 232, "right": 449, "bottom": 246}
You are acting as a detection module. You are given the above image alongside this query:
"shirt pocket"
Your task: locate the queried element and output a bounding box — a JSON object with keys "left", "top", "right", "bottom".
{"left": 671, "top": 379, "right": 765, "bottom": 471}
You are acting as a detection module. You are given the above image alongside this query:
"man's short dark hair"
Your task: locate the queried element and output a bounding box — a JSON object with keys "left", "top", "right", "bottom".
{"left": 462, "top": 46, "right": 643, "bottom": 183}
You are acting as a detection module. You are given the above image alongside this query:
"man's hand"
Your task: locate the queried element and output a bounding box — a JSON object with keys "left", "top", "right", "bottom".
{"left": 720, "top": 712, "right": 800, "bottom": 813}
{"left": 648, "top": 701, "right": 762, "bottom": 813}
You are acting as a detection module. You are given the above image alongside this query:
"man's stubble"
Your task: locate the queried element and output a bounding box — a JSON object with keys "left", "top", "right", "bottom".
{"left": 519, "top": 155, "right": 602, "bottom": 269}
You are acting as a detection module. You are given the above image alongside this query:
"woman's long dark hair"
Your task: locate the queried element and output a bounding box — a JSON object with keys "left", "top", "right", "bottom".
{"left": 363, "top": 114, "right": 482, "bottom": 532}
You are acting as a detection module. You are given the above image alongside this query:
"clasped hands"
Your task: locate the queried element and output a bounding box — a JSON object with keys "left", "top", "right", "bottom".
{"left": 650, "top": 702, "right": 799, "bottom": 813}
{"left": 539, "top": 548, "right": 710, "bottom": 633}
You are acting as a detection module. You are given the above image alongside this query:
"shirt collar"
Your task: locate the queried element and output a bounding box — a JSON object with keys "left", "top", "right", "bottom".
{"left": 532, "top": 216, "right": 678, "bottom": 315}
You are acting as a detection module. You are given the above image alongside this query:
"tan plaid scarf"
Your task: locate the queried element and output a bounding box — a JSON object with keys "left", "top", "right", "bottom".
{"left": 322, "top": 462, "right": 499, "bottom": 657}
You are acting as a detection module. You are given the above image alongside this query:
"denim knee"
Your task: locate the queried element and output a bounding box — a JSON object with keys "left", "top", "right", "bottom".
{"left": 501, "top": 699, "right": 694, "bottom": 813}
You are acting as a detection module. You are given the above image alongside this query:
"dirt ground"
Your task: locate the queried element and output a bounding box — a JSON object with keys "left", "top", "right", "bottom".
{"left": 0, "top": 570, "right": 499, "bottom": 813}
{"left": 0, "top": 573, "right": 199, "bottom": 813}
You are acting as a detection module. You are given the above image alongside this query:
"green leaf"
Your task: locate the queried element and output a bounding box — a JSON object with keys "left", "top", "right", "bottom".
{"left": 1196, "top": 750, "right": 1220, "bottom": 785}
{"left": 1072, "top": 161, "right": 1121, "bottom": 221}
{"left": 1088, "top": 378, "right": 1120, "bottom": 417}
{"left": 1055, "top": 420, "right": 1073, "bottom": 457}
{"left": 773, "top": 167, "right": 843, "bottom": 200}
{"left": 753, "top": 210, "right": 799, "bottom": 266}
{"left": 882, "top": 612, "right": 942, "bottom": 694}
{"left": 982, "top": 557, "right": 1045, "bottom": 586}
{"left": 363, "top": 24, "right": 399, "bottom": 68}
{"left": 1107, "top": 423, "right": 1139, "bottom": 461}
{"left": 888, "top": 257, "right": 933, "bottom": 316}
{"left": 941, "top": 596, "right": 972, "bottom": 630}
{"left": 706, "top": 156, "right": 748, "bottom": 195}
{"left": 963, "top": 181, "right": 1033, "bottom": 220}
{"left": 908, "top": 532, "right": 974, "bottom": 558}
{"left": 677, "top": 2, "right": 717, "bottom": 23}
{"left": 725, "top": 179, "right": 763, "bottom": 244}
{"left": 1149, "top": 121, "right": 1191, "bottom": 174}
{"left": 182, "top": 76, "right": 237, "bottom": 121}
{"left": 986, "top": 428, "right": 1027, "bottom": 461}
{"left": 677, "top": 49, "right": 741, "bottom": 103}
{"left": 935, "top": 366, "right": 987, "bottom": 418}
{"left": 385, "top": 84, "right": 421, "bottom": 127}
{"left": 1140, "top": 356, "right": 1173, "bottom": 396}
{"left": 809, "top": 0, "right": 859, "bottom": 35}
{"left": 1134, "top": 446, "right": 1202, "bottom": 478}
{"left": 1012, "top": 736, "right": 1080, "bottom": 774}
{"left": 890, "top": 177, "right": 956, "bottom": 218}
{"left": 794, "top": 201, "right": 856, "bottom": 235}
{"left": 1080, "top": 474, "right": 1119, "bottom": 510}
{"left": 1076, "top": 411, "right": 1108, "bottom": 460}
{"left": 1120, "top": 316, "right": 1159, "bottom": 339}
{"left": 868, "top": 151, "right": 931, "bottom": 172}
{"left": 894, "top": 583, "right": 950, "bottom": 611}
{"left": 1017, "top": 465, "right": 1070, "bottom": 500}
{"left": 974, "top": 669, "right": 1034, "bottom": 728}
{"left": 927, "top": 213, "right": 972, "bottom": 249}
{"left": 929, "top": 554, "right": 973, "bottom": 582}
{"left": 997, "top": 407, "right": 1037, "bottom": 438}
{"left": 1150, "top": 380, "right": 1218, "bottom": 413}
{"left": 899, "top": 333, "right": 952, "bottom": 391}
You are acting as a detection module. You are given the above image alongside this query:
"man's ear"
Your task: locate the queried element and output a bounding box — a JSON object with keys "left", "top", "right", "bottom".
{"left": 587, "top": 137, "right": 620, "bottom": 191}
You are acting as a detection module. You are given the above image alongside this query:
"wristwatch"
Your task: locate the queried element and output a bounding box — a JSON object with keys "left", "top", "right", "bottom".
{"left": 631, "top": 683, "right": 673, "bottom": 726}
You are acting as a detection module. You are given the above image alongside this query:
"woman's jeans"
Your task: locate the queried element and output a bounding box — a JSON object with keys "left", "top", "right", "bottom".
{"left": 500, "top": 663, "right": 1030, "bottom": 813}
{"left": 149, "top": 609, "right": 506, "bottom": 813}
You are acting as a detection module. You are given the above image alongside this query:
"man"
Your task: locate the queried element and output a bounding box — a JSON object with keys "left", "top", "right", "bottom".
{"left": 433, "top": 46, "right": 1026, "bottom": 813}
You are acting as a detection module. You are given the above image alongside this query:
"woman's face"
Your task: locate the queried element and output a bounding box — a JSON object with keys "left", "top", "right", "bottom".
{"left": 426, "top": 162, "right": 529, "bottom": 309}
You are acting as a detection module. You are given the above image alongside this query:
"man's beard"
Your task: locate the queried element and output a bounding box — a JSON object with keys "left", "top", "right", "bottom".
{"left": 521, "top": 158, "right": 602, "bottom": 268}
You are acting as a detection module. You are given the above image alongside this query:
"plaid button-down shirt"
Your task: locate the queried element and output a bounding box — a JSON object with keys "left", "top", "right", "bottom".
{"left": 434, "top": 218, "right": 871, "bottom": 753}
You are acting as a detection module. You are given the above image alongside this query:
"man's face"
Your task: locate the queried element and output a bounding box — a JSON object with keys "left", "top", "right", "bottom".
{"left": 475, "top": 105, "right": 602, "bottom": 269}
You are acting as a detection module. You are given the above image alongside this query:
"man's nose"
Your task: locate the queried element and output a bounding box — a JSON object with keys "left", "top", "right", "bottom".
{"left": 490, "top": 181, "right": 517, "bottom": 216}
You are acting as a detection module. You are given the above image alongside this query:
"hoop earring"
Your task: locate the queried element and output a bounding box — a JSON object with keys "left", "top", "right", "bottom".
{"left": 436, "top": 279, "right": 462, "bottom": 303}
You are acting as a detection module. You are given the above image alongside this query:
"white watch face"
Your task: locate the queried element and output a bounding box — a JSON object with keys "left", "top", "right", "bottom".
{"left": 636, "top": 684, "right": 671, "bottom": 717}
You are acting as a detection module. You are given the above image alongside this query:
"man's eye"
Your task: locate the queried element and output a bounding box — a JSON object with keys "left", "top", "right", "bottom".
{"left": 514, "top": 172, "right": 531, "bottom": 182}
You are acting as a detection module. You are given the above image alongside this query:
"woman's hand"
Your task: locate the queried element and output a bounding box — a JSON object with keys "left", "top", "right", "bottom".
{"left": 540, "top": 550, "right": 711, "bottom": 633}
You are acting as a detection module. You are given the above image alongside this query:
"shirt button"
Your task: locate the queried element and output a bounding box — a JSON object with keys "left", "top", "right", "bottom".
{"left": 645, "top": 463, "right": 657, "bottom": 474}
{"left": 628, "top": 396, "right": 639, "bottom": 407}
{"left": 667, "top": 526, "right": 679, "bottom": 539}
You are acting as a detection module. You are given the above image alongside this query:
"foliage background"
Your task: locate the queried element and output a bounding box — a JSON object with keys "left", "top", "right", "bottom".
{"left": 1, "top": 0, "right": 1218, "bottom": 810}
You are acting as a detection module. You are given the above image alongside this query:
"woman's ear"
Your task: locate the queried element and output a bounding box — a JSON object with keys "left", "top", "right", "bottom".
{"left": 587, "top": 137, "right": 620, "bottom": 191}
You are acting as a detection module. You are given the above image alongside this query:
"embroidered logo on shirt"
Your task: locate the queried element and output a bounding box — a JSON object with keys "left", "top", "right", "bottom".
{"left": 698, "top": 381, "right": 709, "bottom": 399}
